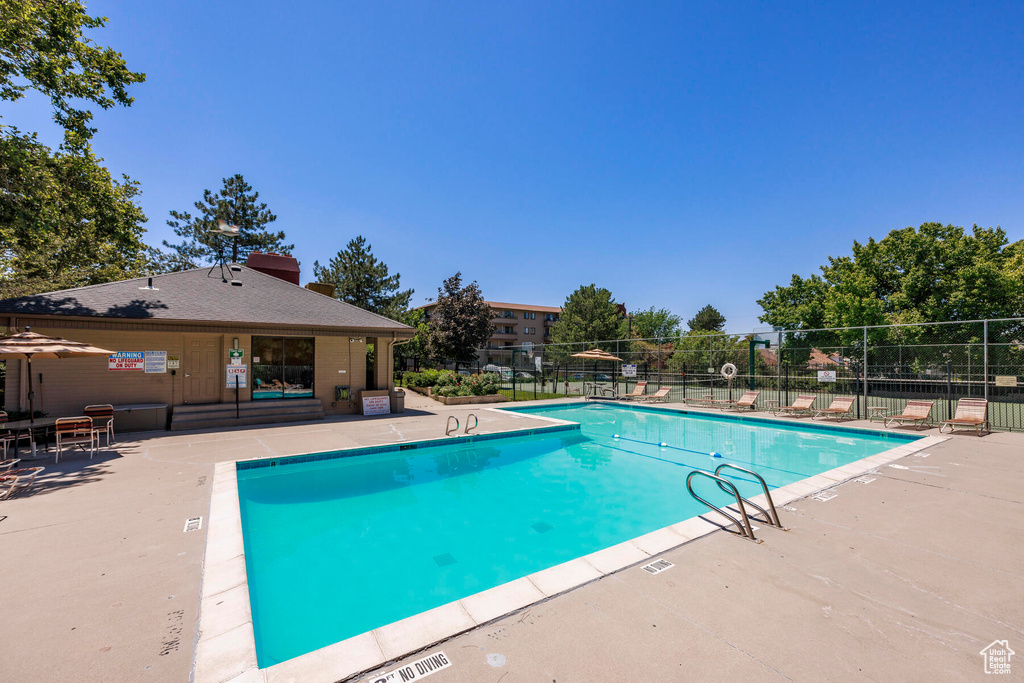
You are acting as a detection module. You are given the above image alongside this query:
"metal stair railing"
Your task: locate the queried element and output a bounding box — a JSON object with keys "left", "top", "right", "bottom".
{"left": 686, "top": 470, "right": 760, "bottom": 542}
{"left": 713, "top": 463, "right": 786, "bottom": 530}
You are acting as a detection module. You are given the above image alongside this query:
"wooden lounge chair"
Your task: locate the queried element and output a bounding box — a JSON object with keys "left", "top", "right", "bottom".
{"left": 84, "top": 404, "right": 115, "bottom": 447}
{"left": 773, "top": 394, "right": 817, "bottom": 417}
{"left": 720, "top": 390, "right": 760, "bottom": 412}
{"left": 884, "top": 400, "right": 935, "bottom": 430}
{"left": 617, "top": 381, "right": 648, "bottom": 401}
{"left": 0, "top": 466, "right": 44, "bottom": 500}
{"left": 637, "top": 386, "right": 672, "bottom": 403}
{"left": 812, "top": 396, "right": 856, "bottom": 421}
{"left": 940, "top": 398, "right": 989, "bottom": 435}
{"left": 685, "top": 394, "right": 717, "bottom": 408}
{"left": 55, "top": 417, "right": 96, "bottom": 463}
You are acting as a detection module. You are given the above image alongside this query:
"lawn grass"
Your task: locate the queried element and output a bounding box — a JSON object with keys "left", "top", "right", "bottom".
{"left": 498, "top": 389, "right": 567, "bottom": 401}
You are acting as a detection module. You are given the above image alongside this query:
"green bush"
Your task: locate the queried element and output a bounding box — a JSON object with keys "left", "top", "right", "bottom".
{"left": 404, "top": 368, "right": 442, "bottom": 387}
{"left": 431, "top": 371, "right": 500, "bottom": 397}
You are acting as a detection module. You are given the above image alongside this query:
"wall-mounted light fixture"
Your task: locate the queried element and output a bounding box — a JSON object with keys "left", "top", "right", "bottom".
{"left": 233, "top": 338, "right": 239, "bottom": 349}
{"left": 349, "top": 337, "right": 364, "bottom": 343}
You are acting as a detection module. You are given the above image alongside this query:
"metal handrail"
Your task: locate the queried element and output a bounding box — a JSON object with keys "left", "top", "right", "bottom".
{"left": 713, "top": 464, "right": 785, "bottom": 529}
{"left": 445, "top": 415, "right": 459, "bottom": 436}
{"left": 464, "top": 413, "right": 478, "bottom": 434}
{"left": 685, "top": 470, "right": 759, "bottom": 542}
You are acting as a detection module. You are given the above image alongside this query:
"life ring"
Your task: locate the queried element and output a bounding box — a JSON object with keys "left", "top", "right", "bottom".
{"left": 720, "top": 363, "right": 738, "bottom": 380}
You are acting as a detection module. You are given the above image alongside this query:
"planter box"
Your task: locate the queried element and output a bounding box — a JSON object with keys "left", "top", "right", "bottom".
{"left": 405, "top": 386, "right": 432, "bottom": 397}
{"left": 433, "top": 394, "right": 508, "bottom": 406}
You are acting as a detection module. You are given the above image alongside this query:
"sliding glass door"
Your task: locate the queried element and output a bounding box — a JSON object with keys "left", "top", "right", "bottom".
{"left": 252, "top": 336, "right": 314, "bottom": 399}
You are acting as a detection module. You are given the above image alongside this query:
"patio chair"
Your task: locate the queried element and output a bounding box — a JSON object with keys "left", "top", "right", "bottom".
{"left": 617, "top": 381, "right": 648, "bottom": 401}
{"left": 637, "top": 386, "right": 672, "bottom": 403}
{"left": 0, "top": 410, "right": 27, "bottom": 459}
{"left": 0, "top": 458, "right": 21, "bottom": 471}
{"left": 684, "top": 394, "right": 717, "bottom": 408}
{"left": 54, "top": 417, "right": 96, "bottom": 463}
{"left": 772, "top": 394, "right": 817, "bottom": 417}
{"left": 0, "top": 466, "right": 45, "bottom": 500}
{"left": 940, "top": 398, "right": 990, "bottom": 435}
{"left": 720, "top": 390, "right": 760, "bottom": 412}
{"left": 84, "top": 404, "right": 115, "bottom": 447}
{"left": 884, "top": 400, "right": 935, "bottom": 430}
{"left": 812, "top": 396, "right": 857, "bottom": 421}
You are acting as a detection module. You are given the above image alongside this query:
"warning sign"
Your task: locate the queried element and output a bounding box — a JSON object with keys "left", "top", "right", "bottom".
{"left": 368, "top": 651, "right": 451, "bottom": 683}
{"left": 817, "top": 370, "right": 837, "bottom": 383}
{"left": 226, "top": 364, "right": 247, "bottom": 388}
{"left": 362, "top": 394, "right": 391, "bottom": 416}
{"left": 108, "top": 352, "right": 145, "bottom": 371}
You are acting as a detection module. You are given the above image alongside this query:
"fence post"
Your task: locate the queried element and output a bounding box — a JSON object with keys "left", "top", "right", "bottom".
{"left": 657, "top": 338, "right": 662, "bottom": 389}
{"left": 777, "top": 330, "right": 783, "bottom": 407}
{"left": 863, "top": 326, "right": 869, "bottom": 416}
{"left": 983, "top": 319, "right": 989, "bottom": 402}
{"left": 946, "top": 360, "right": 953, "bottom": 419}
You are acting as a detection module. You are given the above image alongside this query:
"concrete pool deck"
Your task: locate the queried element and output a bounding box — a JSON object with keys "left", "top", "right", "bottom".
{"left": 0, "top": 395, "right": 1021, "bottom": 681}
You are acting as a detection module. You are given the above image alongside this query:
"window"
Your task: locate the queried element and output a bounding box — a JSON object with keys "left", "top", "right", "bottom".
{"left": 524, "top": 312, "right": 536, "bottom": 320}
{"left": 252, "top": 336, "right": 314, "bottom": 399}
{"left": 545, "top": 313, "right": 558, "bottom": 321}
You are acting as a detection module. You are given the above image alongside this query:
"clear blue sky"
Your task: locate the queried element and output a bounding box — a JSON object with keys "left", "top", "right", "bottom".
{"left": 7, "top": 1, "right": 1023, "bottom": 331}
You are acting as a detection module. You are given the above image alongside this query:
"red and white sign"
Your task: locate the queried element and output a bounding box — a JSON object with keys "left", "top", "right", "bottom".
{"left": 108, "top": 352, "right": 145, "bottom": 371}
{"left": 362, "top": 394, "right": 391, "bottom": 416}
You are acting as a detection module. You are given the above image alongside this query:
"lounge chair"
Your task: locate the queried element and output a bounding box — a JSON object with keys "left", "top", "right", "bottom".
{"left": 884, "top": 400, "right": 934, "bottom": 430}
{"left": 617, "top": 381, "right": 648, "bottom": 401}
{"left": 812, "top": 396, "right": 856, "bottom": 421}
{"left": 773, "top": 394, "right": 817, "bottom": 417}
{"left": 55, "top": 417, "right": 96, "bottom": 463}
{"left": 685, "top": 394, "right": 717, "bottom": 408}
{"left": 0, "top": 466, "right": 44, "bottom": 500}
{"left": 720, "top": 390, "right": 760, "bottom": 411}
{"left": 84, "top": 404, "right": 115, "bottom": 447}
{"left": 637, "top": 386, "right": 672, "bottom": 403}
{"left": 940, "top": 398, "right": 989, "bottom": 435}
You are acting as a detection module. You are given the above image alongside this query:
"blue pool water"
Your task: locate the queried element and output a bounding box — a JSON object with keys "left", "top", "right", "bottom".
{"left": 236, "top": 402, "right": 917, "bottom": 666}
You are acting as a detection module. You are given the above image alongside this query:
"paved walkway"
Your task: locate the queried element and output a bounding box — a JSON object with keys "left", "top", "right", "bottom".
{"left": 0, "top": 399, "right": 1020, "bottom": 682}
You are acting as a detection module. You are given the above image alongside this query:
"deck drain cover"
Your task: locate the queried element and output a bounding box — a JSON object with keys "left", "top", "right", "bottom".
{"left": 183, "top": 517, "right": 203, "bottom": 532}
{"left": 433, "top": 553, "right": 457, "bottom": 567}
{"left": 531, "top": 522, "right": 553, "bottom": 534}
{"left": 641, "top": 559, "right": 674, "bottom": 574}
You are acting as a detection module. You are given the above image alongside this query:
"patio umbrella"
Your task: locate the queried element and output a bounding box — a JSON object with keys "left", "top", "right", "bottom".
{"left": 0, "top": 327, "right": 115, "bottom": 424}
{"left": 571, "top": 348, "right": 623, "bottom": 394}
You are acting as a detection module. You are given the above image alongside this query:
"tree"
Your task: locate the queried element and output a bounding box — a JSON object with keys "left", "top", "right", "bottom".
{"left": 313, "top": 236, "right": 412, "bottom": 319}
{"left": 631, "top": 306, "right": 681, "bottom": 339}
{"left": 394, "top": 308, "right": 429, "bottom": 371}
{"left": 0, "top": 128, "right": 149, "bottom": 297}
{"left": 155, "top": 174, "right": 292, "bottom": 271}
{"left": 687, "top": 304, "right": 727, "bottom": 332}
{"left": 549, "top": 285, "right": 623, "bottom": 348}
{"left": 0, "top": 0, "right": 146, "bottom": 146}
{"left": 425, "top": 273, "right": 493, "bottom": 366}
{"left": 758, "top": 223, "right": 1024, "bottom": 331}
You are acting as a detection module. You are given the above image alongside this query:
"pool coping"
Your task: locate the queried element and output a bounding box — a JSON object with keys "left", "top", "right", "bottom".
{"left": 192, "top": 410, "right": 947, "bottom": 683}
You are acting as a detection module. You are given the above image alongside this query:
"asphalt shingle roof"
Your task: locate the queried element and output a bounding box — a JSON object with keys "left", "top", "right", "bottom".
{"left": 0, "top": 267, "right": 412, "bottom": 332}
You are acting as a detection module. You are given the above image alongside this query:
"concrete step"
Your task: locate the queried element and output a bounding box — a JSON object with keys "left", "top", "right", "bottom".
{"left": 170, "top": 398, "right": 324, "bottom": 431}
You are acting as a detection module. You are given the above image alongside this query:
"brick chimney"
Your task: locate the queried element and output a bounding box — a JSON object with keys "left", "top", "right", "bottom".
{"left": 246, "top": 252, "right": 300, "bottom": 285}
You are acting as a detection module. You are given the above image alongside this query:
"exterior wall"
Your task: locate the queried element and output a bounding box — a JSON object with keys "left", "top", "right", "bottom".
{"left": 2, "top": 322, "right": 404, "bottom": 418}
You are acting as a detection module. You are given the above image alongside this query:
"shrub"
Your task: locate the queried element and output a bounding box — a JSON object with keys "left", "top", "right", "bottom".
{"left": 404, "top": 368, "right": 442, "bottom": 387}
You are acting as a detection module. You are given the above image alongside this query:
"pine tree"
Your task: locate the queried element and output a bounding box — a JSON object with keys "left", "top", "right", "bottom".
{"left": 312, "top": 236, "right": 413, "bottom": 319}
{"left": 687, "top": 304, "right": 727, "bottom": 332}
{"left": 155, "top": 174, "right": 292, "bottom": 270}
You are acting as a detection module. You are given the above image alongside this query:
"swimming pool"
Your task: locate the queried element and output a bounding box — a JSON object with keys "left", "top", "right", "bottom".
{"left": 235, "top": 402, "right": 919, "bottom": 667}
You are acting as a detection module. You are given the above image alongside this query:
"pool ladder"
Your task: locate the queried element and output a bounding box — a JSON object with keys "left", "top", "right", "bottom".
{"left": 445, "top": 414, "right": 479, "bottom": 436}
{"left": 685, "top": 464, "right": 786, "bottom": 543}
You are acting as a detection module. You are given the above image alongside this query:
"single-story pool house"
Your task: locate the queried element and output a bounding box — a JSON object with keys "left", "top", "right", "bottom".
{"left": 0, "top": 254, "right": 413, "bottom": 431}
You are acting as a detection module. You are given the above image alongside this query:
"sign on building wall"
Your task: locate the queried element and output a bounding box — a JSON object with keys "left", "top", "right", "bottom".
{"left": 817, "top": 370, "right": 837, "bottom": 383}
{"left": 362, "top": 394, "right": 391, "bottom": 416}
{"left": 108, "top": 352, "right": 145, "bottom": 371}
{"left": 228, "top": 349, "right": 244, "bottom": 366}
{"left": 167, "top": 355, "right": 180, "bottom": 370}
{"left": 144, "top": 350, "right": 167, "bottom": 373}
{"left": 226, "top": 364, "right": 247, "bottom": 388}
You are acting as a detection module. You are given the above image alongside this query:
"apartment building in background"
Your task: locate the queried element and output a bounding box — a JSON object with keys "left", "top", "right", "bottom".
{"left": 417, "top": 300, "right": 562, "bottom": 366}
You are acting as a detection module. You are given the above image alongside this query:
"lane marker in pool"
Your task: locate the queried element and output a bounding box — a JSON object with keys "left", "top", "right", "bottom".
{"left": 368, "top": 651, "right": 451, "bottom": 683}
{"left": 641, "top": 559, "right": 674, "bottom": 574}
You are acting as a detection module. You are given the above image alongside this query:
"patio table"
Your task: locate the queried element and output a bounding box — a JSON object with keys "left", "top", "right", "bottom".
{"left": 4, "top": 417, "right": 59, "bottom": 457}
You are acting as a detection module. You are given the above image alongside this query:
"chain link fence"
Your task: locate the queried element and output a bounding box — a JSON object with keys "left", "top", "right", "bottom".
{"left": 396, "top": 317, "right": 1024, "bottom": 431}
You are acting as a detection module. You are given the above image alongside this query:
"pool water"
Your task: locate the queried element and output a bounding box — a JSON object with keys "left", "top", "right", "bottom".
{"left": 236, "top": 402, "right": 916, "bottom": 667}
